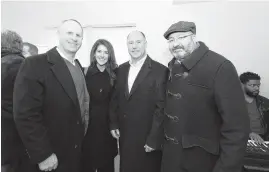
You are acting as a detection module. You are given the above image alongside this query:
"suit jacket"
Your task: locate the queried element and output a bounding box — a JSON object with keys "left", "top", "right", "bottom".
{"left": 13, "top": 47, "right": 86, "bottom": 172}
{"left": 109, "top": 56, "right": 168, "bottom": 172}
{"left": 256, "top": 95, "right": 269, "bottom": 140}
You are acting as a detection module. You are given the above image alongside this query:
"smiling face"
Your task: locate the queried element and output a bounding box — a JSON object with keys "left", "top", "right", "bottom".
{"left": 127, "top": 31, "right": 147, "bottom": 62}
{"left": 95, "top": 44, "right": 109, "bottom": 66}
{"left": 57, "top": 20, "right": 83, "bottom": 56}
{"left": 168, "top": 31, "right": 196, "bottom": 61}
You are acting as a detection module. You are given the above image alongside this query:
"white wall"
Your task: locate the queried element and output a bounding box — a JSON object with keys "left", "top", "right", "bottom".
{"left": 2, "top": 1, "right": 269, "bottom": 97}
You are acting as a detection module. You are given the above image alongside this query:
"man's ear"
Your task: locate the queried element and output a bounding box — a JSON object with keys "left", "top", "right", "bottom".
{"left": 145, "top": 40, "right": 148, "bottom": 49}
{"left": 192, "top": 34, "right": 197, "bottom": 43}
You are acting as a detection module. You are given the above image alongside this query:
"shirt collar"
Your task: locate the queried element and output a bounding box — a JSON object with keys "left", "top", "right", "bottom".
{"left": 56, "top": 47, "right": 76, "bottom": 65}
{"left": 129, "top": 54, "right": 148, "bottom": 67}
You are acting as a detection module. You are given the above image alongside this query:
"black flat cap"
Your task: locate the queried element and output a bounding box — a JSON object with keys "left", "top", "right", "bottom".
{"left": 164, "top": 21, "right": 196, "bottom": 39}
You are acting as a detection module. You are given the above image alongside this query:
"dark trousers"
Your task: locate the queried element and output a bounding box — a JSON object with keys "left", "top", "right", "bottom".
{"left": 81, "top": 159, "right": 114, "bottom": 172}
{"left": 1, "top": 154, "right": 34, "bottom": 172}
{"left": 181, "top": 146, "right": 218, "bottom": 172}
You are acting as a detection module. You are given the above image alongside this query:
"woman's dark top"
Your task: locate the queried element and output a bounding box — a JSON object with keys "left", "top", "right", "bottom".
{"left": 82, "top": 65, "right": 117, "bottom": 168}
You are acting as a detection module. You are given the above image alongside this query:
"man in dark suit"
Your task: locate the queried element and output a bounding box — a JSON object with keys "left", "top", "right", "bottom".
{"left": 13, "top": 19, "right": 90, "bottom": 172}
{"left": 161, "top": 21, "right": 250, "bottom": 172}
{"left": 109, "top": 31, "right": 167, "bottom": 172}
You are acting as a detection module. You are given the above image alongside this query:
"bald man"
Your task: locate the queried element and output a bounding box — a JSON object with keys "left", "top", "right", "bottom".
{"left": 109, "top": 31, "right": 168, "bottom": 172}
{"left": 22, "top": 42, "right": 38, "bottom": 58}
{"left": 13, "top": 19, "right": 90, "bottom": 172}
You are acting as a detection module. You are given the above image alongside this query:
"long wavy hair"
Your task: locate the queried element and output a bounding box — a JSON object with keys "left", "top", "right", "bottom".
{"left": 89, "top": 39, "right": 118, "bottom": 85}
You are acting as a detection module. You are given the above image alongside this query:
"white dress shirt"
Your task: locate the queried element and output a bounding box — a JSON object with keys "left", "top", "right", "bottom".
{"left": 56, "top": 47, "right": 76, "bottom": 66}
{"left": 128, "top": 54, "right": 147, "bottom": 93}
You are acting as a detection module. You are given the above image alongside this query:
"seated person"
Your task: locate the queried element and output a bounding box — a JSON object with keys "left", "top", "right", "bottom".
{"left": 22, "top": 42, "right": 38, "bottom": 57}
{"left": 240, "top": 72, "right": 269, "bottom": 143}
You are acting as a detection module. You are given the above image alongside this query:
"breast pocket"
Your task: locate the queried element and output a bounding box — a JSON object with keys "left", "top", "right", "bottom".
{"left": 187, "top": 81, "right": 210, "bottom": 90}
{"left": 185, "top": 81, "right": 212, "bottom": 100}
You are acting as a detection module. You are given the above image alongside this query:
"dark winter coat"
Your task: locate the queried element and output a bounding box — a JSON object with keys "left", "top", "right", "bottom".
{"left": 161, "top": 42, "right": 250, "bottom": 172}
{"left": 1, "top": 49, "right": 25, "bottom": 165}
{"left": 82, "top": 65, "right": 117, "bottom": 170}
{"left": 13, "top": 47, "right": 86, "bottom": 172}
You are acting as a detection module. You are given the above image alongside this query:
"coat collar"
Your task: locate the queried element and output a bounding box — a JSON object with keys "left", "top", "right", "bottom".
{"left": 86, "top": 64, "right": 103, "bottom": 76}
{"left": 46, "top": 47, "right": 80, "bottom": 108}
{"left": 181, "top": 41, "right": 209, "bottom": 70}
{"left": 168, "top": 41, "right": 209, "bottom": 71}
{"left": 125, "top": 55, "right": 152, "bottom": 100}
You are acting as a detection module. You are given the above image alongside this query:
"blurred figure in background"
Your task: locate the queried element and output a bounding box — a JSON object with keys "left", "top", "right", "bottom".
{"left": 1, "top": 30, "right": 26, "bottom": 172}
{"left": 240, "top": 72, "right": 269, "bottom": 143}
{"left": 22, "top": 42, "right": 38, "bottom": 58}
{"left": 82, "top": 39, "right": 118, "bottom": 172}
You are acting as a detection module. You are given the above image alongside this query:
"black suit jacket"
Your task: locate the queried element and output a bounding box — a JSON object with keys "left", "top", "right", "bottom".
{"left": 13, "top": 47, "right": 85, "bottom": 172}
{"left": 256, "top": 95, "right": 269, "bottom": 140}
{"left": 109, "top": 56, "right": 168, "bottom": 172}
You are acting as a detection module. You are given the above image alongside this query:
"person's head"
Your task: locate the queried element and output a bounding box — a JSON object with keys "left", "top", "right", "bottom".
{"left": 22, "top": 42, "right": 38, "bottom": 57}
{"left": 164, "top": 21, "right": 198, "bottom": 61}
{"left": 57, "top": 19, "right": 83, "bottom": 57}
{"left": 127, "top": 31, "right": 147, "bottom": 62}
{"left": 90, "top": 39, "right": 117, "bottom": 70}
{"left": 1, "top": 30, "right": 23, "bottom": 54}
{"left": 240, "top": 72, "right": 261, "bottom": 97}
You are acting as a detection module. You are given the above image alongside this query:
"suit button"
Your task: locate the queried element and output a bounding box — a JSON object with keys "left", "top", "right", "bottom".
{"left": 77, "top": 121, "right": 79, "bottom": 124}
{"left": 74, "top": 145, "right": 78, "bottom": 148}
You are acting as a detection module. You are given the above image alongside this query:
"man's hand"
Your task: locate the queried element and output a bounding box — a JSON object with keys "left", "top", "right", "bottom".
{"left": 38, "top": 153, "right": 58, "bottom": 171}
{"left": 111, "top": 129, "right": 120, "bottom": 139}
{"left": 249, "top": 132, "right": 264, "bottom": 144}
{"left": 144, "top": 145, "right": 154, "bottom": 152}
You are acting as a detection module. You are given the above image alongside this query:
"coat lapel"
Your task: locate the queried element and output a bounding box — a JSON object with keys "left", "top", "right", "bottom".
{"left": 128, "top": 56, "right": 152, "bottom": 100}
{"left": 122, "top": 63, "right": 130, "bottom": 100}
{"left": 47, "top": 47, "right": 79, "bottom": 107}
{"left": 75, "top": 59, "right": 85, "bottom": 77}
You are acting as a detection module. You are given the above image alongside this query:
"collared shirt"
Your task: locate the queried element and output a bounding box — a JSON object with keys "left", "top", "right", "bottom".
{"left": 56, "top": 47, "right": 76, "bottom": 65}
{"left": 247, "top": 99, "right": 265, "bottom": 135}
{"left": 128, "top": 54, "right": 147, "bottom": 93}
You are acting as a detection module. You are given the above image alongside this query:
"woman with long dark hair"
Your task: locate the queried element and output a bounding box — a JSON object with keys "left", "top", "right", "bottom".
{"left": 82, "top": 39, "right": 118, "bottom": 172}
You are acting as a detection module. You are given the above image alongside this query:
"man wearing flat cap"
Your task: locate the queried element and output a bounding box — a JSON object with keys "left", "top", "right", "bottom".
{"left": 161, "top": 21, "right": 250, "bottom": 172}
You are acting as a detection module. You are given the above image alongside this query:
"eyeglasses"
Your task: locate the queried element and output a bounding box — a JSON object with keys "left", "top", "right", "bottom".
{"left": 167, "top": 34, "right": 193, "bottom": 44}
